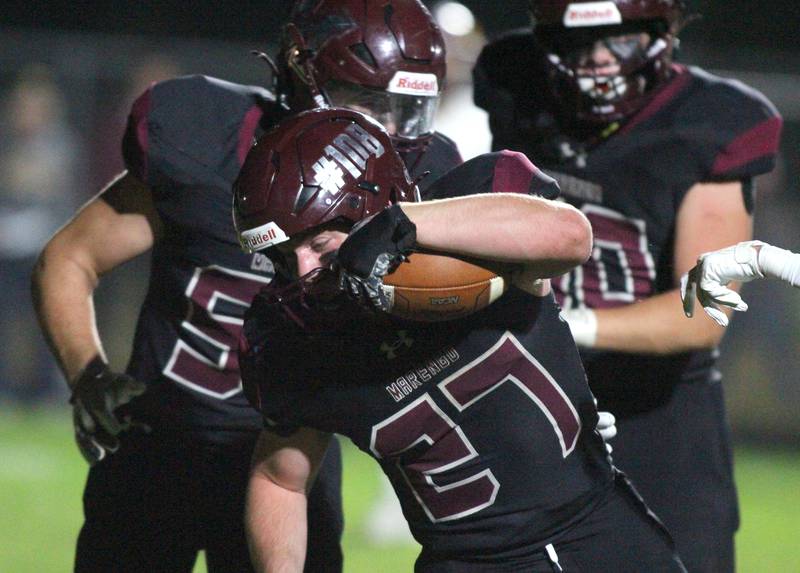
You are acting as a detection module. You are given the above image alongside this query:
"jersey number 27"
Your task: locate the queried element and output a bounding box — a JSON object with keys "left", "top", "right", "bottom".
{"left": 370, "top": 332, "right": 581, "bottom": 522}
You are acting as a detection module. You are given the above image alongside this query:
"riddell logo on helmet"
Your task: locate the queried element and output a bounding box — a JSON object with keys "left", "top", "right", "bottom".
{"left": 563, "top": 2, "right": 622, "bottom": 27}
{"left": 397, "top": 77, "right": 436, "bottom": 91}
{"left": 239, "top": 222, "right": 288, "bottom": 253}
{"left": 388, "top": 71, "right": 439, "bottom": 96}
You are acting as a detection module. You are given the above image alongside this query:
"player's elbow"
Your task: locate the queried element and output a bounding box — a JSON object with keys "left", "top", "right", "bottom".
{"left": 555, "top": 206, "right": 593, "bottom": 268}
{"left": 30, "top": 244, "right": 55, "bottom": 304}
{"left": 31, "top": 236, "right": 97, "bottom": 301}
{"left": 519, "top": 206, "right": 592, "bottom": 278}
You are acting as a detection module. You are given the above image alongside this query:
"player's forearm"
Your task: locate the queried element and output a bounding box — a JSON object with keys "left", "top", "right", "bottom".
{"left": 755, "top": 243, "right": 800, "bottom": 287}
{"left": 400, "top": 194, "right": 592, "bottom": 274}
{"left": 31, "top": 245, "right": 104, "bottom": 385}
{"left": 592, "top": 288, "right": 726, "bottom": 354}
{"left": 245, "top": 473, "right": 309, "bottom": 573}
{"left": 31, "top": 176, "right": 159, "bottom": 384}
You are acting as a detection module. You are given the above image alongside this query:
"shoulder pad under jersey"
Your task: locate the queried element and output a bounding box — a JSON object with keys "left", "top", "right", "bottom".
{"left": 123, "top": 75, "right": 278, "bottom": 188}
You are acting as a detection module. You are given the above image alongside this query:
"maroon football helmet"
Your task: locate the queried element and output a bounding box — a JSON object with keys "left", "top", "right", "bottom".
{"left": 233, "top": 107, "right": 418, "bottom": 254}
{"left": 529, "top": 0, "right": 687, "bottom": 123}
{"left": 279, "top": 0, "right": 446, "bottom": 151}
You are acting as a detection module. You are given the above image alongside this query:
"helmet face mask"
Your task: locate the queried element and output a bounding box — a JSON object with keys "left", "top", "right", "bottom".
{"left": 256, "top": 264, "right": 358, "bottom": 332}
{"left": 280, "top": 0, "right": 446, "bottom": 151}
{"left": 529, "top": 0, "right": 686, "bottom": 124}
{"left": 323, "top": 78, "right": 440, "bottom": 142}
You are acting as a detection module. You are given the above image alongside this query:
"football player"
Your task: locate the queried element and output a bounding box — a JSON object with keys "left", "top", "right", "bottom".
{"left": 473, "top": 1, "right": 783, "bottom": 571}
{"left": 681, "top": 241, "right": 800, "bottom": 326}
{"left": 30, "top": 1, "right": 460, "bottom": 571}
{"left": 236, "top": 107, "right": 686, "bottom": 572}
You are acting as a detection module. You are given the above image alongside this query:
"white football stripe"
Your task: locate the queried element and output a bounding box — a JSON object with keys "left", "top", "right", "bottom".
{"left": 488, "top": 276, "right": 506, "bottom": 303}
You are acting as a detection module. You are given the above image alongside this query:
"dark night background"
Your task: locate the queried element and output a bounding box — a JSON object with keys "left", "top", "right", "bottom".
{"left": 4, "top": 1, "right": 798, "bottom": 49}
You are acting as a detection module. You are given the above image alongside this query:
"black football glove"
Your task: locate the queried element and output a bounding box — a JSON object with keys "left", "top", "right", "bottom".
{"left": 336, "top": 205, "right": 417, "bottom": 312}
{"left": 70, "top": 356, "right": 147, "bottom": 465}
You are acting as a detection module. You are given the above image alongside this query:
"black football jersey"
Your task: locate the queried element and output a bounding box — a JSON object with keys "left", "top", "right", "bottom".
{"left": 474, "top": 32, "right": 783, "bottom": 412}
{"left": 239, "top": 157, "right": 613, "bottom": 563}
{"left": 119, "top": 75, "right": 462, "bottom": 436}
{"left": 241, "top": 287, "right": 613, "bottom": 562}
{"left": 413, "top": 132, "right": 464, "bottom": 199}
{"left": 423, "top": 150, "right": 561, "bottom": 201}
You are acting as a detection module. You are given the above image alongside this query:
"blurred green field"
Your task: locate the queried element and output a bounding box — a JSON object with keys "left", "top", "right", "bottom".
{"left": 1, "top": 407, "right": 798, "bottom": 572}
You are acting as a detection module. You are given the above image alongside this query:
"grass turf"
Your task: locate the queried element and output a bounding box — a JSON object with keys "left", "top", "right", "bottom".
{"left": 0, "top": 407, "right": 797, "bottom": 572}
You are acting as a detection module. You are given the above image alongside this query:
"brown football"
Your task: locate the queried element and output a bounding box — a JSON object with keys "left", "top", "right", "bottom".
{"left": 382, "top": 252, "right": 509, "bottom": 321}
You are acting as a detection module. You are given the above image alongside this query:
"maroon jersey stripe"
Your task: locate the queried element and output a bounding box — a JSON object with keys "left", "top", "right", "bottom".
{"left": 620, "top": 65, "right": 692, "bottom": 135}
{"left": 237, "top": 105, "right": 264, "bottom": 165}
{"left": 492, "top": 150, "right": 535, "bottom": 194}
{"left": 711, "top": 116, "right": 783, "bottom": 176}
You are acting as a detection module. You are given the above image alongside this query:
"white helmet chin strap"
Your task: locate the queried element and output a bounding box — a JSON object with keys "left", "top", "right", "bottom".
{"left": 646, "top": 37, "right": 668, "bottom": 59}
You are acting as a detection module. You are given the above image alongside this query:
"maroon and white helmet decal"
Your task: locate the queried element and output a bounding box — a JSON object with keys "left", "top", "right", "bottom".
{"left": 233, "top": 107, "right": 417, "bottom": 253}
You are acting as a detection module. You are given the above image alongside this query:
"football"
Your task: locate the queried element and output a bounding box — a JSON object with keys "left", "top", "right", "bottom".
{"left": 382, "top": 252, "right": 509, "bottom": 321}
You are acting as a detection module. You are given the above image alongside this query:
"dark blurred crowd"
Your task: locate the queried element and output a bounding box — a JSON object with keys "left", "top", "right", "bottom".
{"left": 0, "top": 64, "right": 81, "bottom": 402}
{"left": 0, "top": 56, "right": 180, "bottom": 405}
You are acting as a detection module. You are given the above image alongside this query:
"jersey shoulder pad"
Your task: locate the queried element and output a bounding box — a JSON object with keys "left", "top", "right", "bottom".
{"left": 678, "top": 66, "right": 783, "bottom": 180}
{"left": 473, "top": 30, "right": 550, "bottom": 153}
{"left": 473, "top": 30, "right": 537, "bottom": 108}
{"left": 424, "top": 151, "right": 559, "bottom": 200}
{"left": 122, "top": 75, "right": 278, "bottom": 187}
{"left": 429, "top": 131, "right": 463, "bottom": 164}
{"left": 411, "top": 131, "right": 464, "bottom": 196}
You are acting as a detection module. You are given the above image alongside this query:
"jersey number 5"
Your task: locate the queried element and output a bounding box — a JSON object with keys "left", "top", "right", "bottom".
{"left": 370, "top": 332, "right": 581, "bottom": 522}
{"left": 164, "top": 265, "right": 272, "bottom": 399}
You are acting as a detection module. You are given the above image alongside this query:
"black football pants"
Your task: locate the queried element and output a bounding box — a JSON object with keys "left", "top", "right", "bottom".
{"left": 74, "top": 429, "right": 343, "bottom": 573}
{"left": 609, "top": 379, "right": 737, "bottom": 573}
{"left": 415, "top": 473, "right": 686, "bottom": 572}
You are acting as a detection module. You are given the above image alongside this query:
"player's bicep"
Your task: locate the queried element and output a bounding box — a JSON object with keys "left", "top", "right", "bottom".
{"left": 46, "top": 171, "right": 161, "bottom": 276}
{"left": 674, "top": 180, "right": 753, "bottom": 285}
{"left": 251, "top": 427, "right": 332, "bottom": 495}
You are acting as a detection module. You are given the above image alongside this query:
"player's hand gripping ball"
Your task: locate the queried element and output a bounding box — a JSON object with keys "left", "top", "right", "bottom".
{"left": 336, "top": 205, "right": 418, "bottom": 312}
{"left": 336, "top": 205, "right": 508, "bottom": 321}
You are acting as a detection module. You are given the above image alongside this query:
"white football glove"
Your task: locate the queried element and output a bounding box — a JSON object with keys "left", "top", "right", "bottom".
{"left": 596, "top": 411, "right": 617, "bottom": 442}
{"left": 593, "top": 397, "right": 616, "bottom": 454}
{"left": 680, "top": 241, "right": 766, "bottom": 327}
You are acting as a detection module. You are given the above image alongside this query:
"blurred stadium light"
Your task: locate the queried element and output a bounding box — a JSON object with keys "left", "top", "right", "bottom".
{"left": 433, "top": 2, "right": 476, "bottom": 37}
